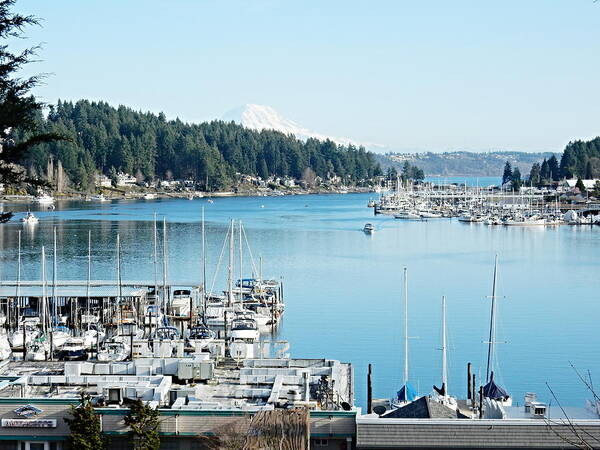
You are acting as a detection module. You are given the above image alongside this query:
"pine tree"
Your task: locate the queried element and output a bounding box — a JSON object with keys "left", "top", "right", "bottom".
{"left": 548, "top": 155, "right": 560, "bottom": 181}
{"left": 502, "top": 161, "right": 513, "bottom": 185}
{"left": 575, "top": 177, "right": 586, "bottom": 193}
{"left": 124, "top": 399, "right": 160, "bottom": 450}
{"left": 511, "top": 167, "right": 522, "bottom": 190}
{"left": 64, "top": 393, "right": 106, "bottom": 450}
{"left": 0, "top": 0, "right": 64, "bottom": 186}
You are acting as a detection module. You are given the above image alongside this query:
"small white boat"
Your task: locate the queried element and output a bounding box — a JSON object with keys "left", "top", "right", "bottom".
{"left": 230, "top": 314, "right": 259, "bottom": 342}
{"left": 97, "top": 341, "right": 129, "bottom": 362}
{"left": 187, "top": 324, "right": 216, "bottom": 351}
{"left": 151, "top": 326, "right": 180, "bottom": 340}
{"left": 58, "top": 337, "right": 88, "bottom": 360}
{"left": 20, "top": 212, "right": 38, "bottom": 225}
{"left": 0, "top": 331, "right": 11, "bottom": 361}
{"left": 89, "top": 194, "right": 109, "bottom": 202}
{"left": 34, "top": 193, "right": 54, "bottom": 205}
{"left": 9, "top": 324, "right": 39, "bottom": 350}
{"left": 143, "top": 193, "right": 156, "bottom": 200}
{"left": 363, "top": 223, "right": 375, "bottom": 233}
{"left": 50, "top": 326, "right": 71, "bottom": 350}
{"left": 419, "top": 211, "right": 442, "bottom": 219}
{"left": 207, "top": 198, "right": 214, "bottom": 204}
{"left": 394, "top": 211, "right": 421, "bottom": 220}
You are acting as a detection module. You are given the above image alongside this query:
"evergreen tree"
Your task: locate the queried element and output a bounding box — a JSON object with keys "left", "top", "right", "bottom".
{"left": 511, "top": 167, "right": 522, "bottom": 190}
{"left": 529, "top": 162, "right": 541, "bottom": 186}
{"left": 502, "top": 161, "right": 513, "bottom": 185}
{"left": 585, "top": 160, "right": 593, "bottom": 179}
{"left": 575, "top": 177, "right": 586, "bottom": 193}
{"left": 540, "top": 158, "right": 550, "bottom": 181}
{"left": 548, "top": 154, "right": 560, "bottom": 181}
{"left": 124, "top": 399, "right": 160, "bottom": 450}
{"left": 0, "top": 0, "right": 64, "bottom": 187}
{"left": 64, "top": 393, "right": 106, "bottom": 450}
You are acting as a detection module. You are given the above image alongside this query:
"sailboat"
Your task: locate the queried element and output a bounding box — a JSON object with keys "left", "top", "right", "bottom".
{"left": 482, "top": 255, "right": 512, "bottom": 406}
{"left": 432, "top": 296, "right": 458, "bottom": 409}
{"left": 0, "top": 330, "right": 12, "bottom": 360}
{"left": 392, "top": 267, "right": 418, "bottom": 407}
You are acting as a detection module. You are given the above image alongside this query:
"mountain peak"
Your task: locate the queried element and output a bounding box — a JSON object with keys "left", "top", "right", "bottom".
{"left": 222, "top": 104, "right": 378, "bottom": 149}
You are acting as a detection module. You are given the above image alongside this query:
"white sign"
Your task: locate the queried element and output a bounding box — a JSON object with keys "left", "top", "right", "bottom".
{"left": 1, "top": 418, "right": 57, "bottom": 428}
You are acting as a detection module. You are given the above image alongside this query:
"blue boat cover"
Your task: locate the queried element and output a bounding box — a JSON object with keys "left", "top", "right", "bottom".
{"left": 483, "top": 372, "right": 510, "bottom": 401}
{"left": 396, "top": 383, "right": 418, "bottom": 402}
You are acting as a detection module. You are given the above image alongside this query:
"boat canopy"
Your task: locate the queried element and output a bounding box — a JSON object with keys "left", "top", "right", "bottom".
{"left": 396, "top": 383, "right": 418, "bottom": 403}
{"left": 483, "top": 372, "right": 510, "bottom": 401}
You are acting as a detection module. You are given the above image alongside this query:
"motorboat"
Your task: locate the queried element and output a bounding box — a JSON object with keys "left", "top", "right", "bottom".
{"left": 394, "top": 211, "right": 421, "bottom": 220}
{"left": 230, "top": 313, "right": 259, "bottom": 342}
{"left": 151, "top": 326, "right": 180, "bottom": 341}
{"left": 89, "top": 194, "right": 108, "bottom": 202}
{"left": 363, "top": 223, "right": 375, "bottom": 233}
{"left": 419, "top": 210, "right": 442, "bottom": 219}
{"left": 58, "top": 337, "right": 88, "bottom": 360}
{"left": 143, "top": 305, "right": 163, "bottom": 326}
{"left": 34, "top": 193, "right": 54, "bottom": 205}
{"left": 171, "top": 290, "right": 192, "bottom": 317}
{"left": 187, "top": 324, "right": 216, "bottom": 351}
{"left": 143, "top": 193, "right": 156, "bottom": 200}
{"left": 20, "top": 212, "right": 38, "bottom": 225}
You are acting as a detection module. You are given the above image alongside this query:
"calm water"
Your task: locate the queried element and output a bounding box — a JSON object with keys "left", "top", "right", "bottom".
{"left": 1, "top": 194, "right": 599, "bottom": 409}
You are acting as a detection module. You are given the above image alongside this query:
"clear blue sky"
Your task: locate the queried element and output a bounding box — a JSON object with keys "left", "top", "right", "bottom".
{"left": 16, "top": 0, "right": 600, "bottom": 152}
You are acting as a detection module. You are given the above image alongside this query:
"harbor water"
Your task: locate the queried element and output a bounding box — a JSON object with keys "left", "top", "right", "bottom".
{"left": 0, "top": 193, "right": 598, "bottom": 408}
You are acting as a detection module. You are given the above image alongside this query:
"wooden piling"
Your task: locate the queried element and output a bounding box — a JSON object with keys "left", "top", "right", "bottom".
{"left": 367, "top": 364, "right": 373, "bottom": 414}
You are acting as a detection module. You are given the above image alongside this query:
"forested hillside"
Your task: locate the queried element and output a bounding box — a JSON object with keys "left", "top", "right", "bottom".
{"left": 558, "top": 137, "right": 600, "bottom": 179}
{"left": 13, "top": 100, "right": 382, "bottom": 191}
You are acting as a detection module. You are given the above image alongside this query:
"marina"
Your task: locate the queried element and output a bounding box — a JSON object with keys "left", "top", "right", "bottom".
{"left": 370, "top": 180, "right": 600, "bottom": 225}
{"left": 0, "top": 194, "right": 598, "bottom": 448}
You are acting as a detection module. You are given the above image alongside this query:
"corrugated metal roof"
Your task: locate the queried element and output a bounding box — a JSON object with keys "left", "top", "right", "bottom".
{"left": 0, "top": 285, "right": 147, "bottom": 298}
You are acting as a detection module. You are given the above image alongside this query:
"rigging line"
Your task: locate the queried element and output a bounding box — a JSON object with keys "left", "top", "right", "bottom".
{"left": 241, "top": 224, "right": 260, "bottom": 278}
{"left": 208, "top": 223, "right": 231, "bottom": 299}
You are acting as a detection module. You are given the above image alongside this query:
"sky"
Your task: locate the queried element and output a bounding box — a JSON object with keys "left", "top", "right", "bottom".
{"left": 14, "top": 0, "right": 600, "bottom": 153}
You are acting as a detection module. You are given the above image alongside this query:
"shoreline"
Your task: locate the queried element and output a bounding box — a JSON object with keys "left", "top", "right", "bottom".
{"left": 0, "top": 186, "right": 377, "bottom": 204}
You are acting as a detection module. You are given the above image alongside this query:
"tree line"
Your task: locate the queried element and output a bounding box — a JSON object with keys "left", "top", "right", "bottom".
{"left": 518, "top": 137, "right": 600, "bottom": 188}
{"left": 11, "top": 100, "right": 383, "bottom": 192}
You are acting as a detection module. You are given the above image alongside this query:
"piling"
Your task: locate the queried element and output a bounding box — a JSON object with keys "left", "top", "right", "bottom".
{"left": 467, "top": 362, "right": 472, "bottom": 402}
{"left": 367, "top": 364, "right": 373, "bottom": 414}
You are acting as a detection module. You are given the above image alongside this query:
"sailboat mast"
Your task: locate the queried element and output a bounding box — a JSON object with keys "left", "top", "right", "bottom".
{"left": 239, "top": 220, "right": 243, "bottom": 301}
{"left": 53, "top": 226, "right": 57, "bottom": 321}
{"left": 201, "top": 207, "right": 207, "bottom": 318}
{"left": 16, "top": 230, "right": 21, "bottom": 323}
{"left": 162, "top": 218, "right": 168, "bottom": 309}
{"left": 441, "top": 295, "right": 448, "bottom": 393}
{"left": 403, "top": 267, "right": 408, "bottom": 385}
{"left": 86, "top": 230, "right": 91, "bottom": 330}
{"left": 153, "top": 212, "right": 158, "bottom": 300}
{"left": 228, "top": 220, "right": 234, "bottom": 306}
{"left": 116, "top": 233, "right": 124, "bottom": 332}
{"left": 41, "top": 246, "right": 47, "bottom": 334}
{"left": 486, "top": 254, "right": 499, "bottom": 383}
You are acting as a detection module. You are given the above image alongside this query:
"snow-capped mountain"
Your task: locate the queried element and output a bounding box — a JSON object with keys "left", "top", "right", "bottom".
{"left": 222, "top": 104, "right": 379, "bottom": 149}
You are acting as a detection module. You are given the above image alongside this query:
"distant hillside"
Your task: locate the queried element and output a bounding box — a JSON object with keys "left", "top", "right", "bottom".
{"left": 376, "top": 151, "right": 556, "bottom": 177}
